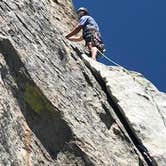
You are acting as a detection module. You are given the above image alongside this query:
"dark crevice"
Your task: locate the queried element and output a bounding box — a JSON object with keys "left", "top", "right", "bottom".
{"left": 15, "top": 13, "right": 34, "bottom": 36}
{"left": 52, "top": 0, "right": 60, "bottom": 5}
{"left": 82, "top": 71, "right": 93, "bottom": 87}
{"left": 99, "top": 103, "right": 115, "bottom": 129}
{"left": 58, "top": 47, "right": 67, "bottom": 61}
{"left": 0, "top": 37, "right": 73, "bottom": 160}
{"left": 63, "top": 142, "right": 95, "bottom": 166}
{"left": 0, "top": 64, "right": 9, "bottom": 83}
{"left": 70, "top": 52, "right": 78, "bottom": 61}
{"left": 82, "top": 58, "right": 158, "bottom": 166}
{"left": 71, "top": 45, "right": 83, "bottom": 59}
{"left": 2, "top": 1, "right": 13, "bottom": 11}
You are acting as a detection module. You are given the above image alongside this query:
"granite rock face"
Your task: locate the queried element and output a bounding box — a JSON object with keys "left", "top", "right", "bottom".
{"left": 82, "top": 54, "right": 166, "bottom": 166}
{"left": 0, "top": 0, "right": 165, "bottom": 166}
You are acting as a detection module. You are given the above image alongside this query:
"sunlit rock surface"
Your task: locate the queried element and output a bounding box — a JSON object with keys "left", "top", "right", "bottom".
{"left": 0, "top": 0, "right": 165, "bottom": 165}
{"left": 82, "top": 54, "right": 166, "bottom": 166}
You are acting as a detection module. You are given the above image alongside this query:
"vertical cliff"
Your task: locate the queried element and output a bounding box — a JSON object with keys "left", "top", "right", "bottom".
{"left": 0, "top": 0, "right": 165, "bottom": 166}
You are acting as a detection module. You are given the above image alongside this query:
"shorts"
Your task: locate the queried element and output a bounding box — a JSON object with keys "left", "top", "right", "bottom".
{"left": 83, "top": 29, "right": 105, "bottom": 53}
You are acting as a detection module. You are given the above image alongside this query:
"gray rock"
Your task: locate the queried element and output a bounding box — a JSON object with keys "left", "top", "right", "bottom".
{"left": 0, "top": 0, "right": 165, "bottom": 166}
{"left": 82, "top": 54, "right": 166, "bottom": 166}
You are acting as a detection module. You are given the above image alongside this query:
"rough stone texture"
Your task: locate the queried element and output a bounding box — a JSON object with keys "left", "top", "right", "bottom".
{"left": 0, "top": 0, "right": 165, "bottom": 166}
{"left": 0, "top": 0, "right": 146, "bottom": 166}
{"left": 82, "top": 54, "right": 166, "bottom": 166}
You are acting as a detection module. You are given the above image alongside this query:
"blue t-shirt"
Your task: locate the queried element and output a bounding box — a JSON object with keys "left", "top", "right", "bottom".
{"left": 79, "top": 15, "right": 99, "bottom": 32}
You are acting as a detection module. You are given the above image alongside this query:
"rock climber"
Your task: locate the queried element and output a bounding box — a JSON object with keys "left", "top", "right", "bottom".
{"left": 65, "top": 7, "right": 105, "bottom": 61}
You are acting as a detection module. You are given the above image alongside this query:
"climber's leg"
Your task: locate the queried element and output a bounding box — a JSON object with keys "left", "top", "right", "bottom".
{"left": 87, "top": 42, "right": 98, "bottom": 60}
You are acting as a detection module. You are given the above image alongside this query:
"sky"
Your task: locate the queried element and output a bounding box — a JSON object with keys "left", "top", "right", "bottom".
{"left": 72, "top": 0, "right": 166, "bottom": 92}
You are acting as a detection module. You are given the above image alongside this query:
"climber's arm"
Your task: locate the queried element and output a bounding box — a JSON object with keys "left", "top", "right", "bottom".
{"left": 65, "top": 25, "right": 82, "bottom": 39}
{"left": 66, "top": 36, "right": 83, "bottom": 42}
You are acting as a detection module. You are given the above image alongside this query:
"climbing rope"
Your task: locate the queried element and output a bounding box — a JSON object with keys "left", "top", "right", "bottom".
{"left": 97, "top": 48, "right": 122, "bottom": 67}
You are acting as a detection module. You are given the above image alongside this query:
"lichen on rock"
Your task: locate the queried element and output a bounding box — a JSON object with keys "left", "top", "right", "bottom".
{"left": 24, "top": 83, "right": 54, "bottom": 114}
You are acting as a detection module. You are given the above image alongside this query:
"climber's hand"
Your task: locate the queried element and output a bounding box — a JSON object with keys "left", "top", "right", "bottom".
{"left": 65, "top": 25, "right": 82, "bottom": 40}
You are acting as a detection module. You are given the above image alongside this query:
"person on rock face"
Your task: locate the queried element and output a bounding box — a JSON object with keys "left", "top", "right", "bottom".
{"left": 65, "top": 7, "right": 105, "bottom": 61}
